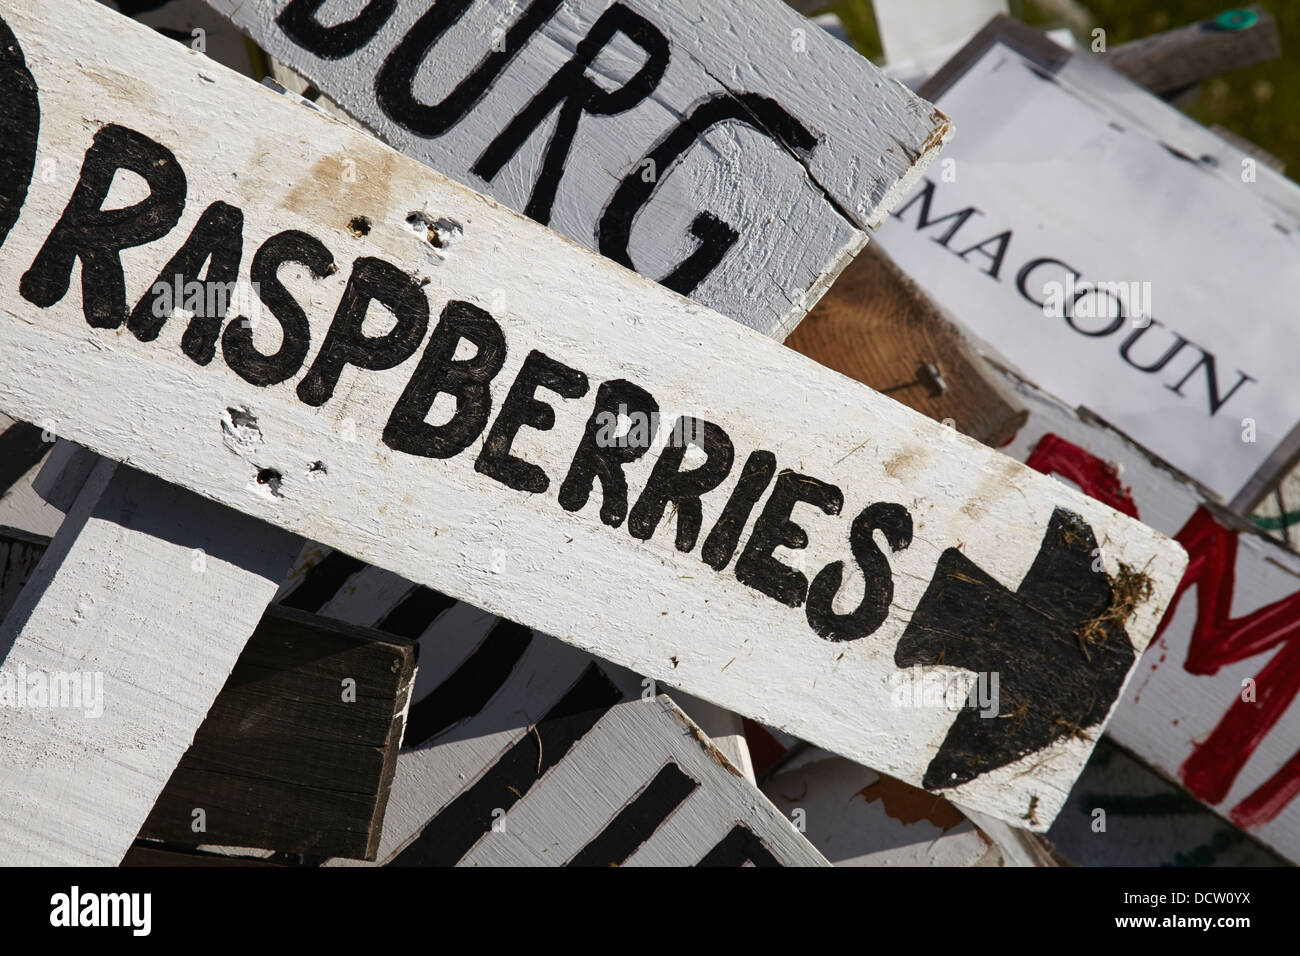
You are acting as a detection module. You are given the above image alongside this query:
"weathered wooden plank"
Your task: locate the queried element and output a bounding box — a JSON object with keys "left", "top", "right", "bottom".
{"left": 0, "top": 0, "right": 1184, "bottom": 827}
{"left": 438, "top": 696, "right": 825, "bottom": 867}
{"left": 137, "top": 605, "right": 417, "bottom": 860}
{"left": 784, "top": 241, "right": 1026, "bottom": 447}
{"left": 1106, "top": 6, "right": 1280, "bottom": 99}
{"left": 0, "top": 459, "right": 301, "bottom": 865}
{"left": 4, "top": 525, "right": 418, "bottom": 861}
{"left": 877, "top": 16, "right": 1300, "bottom": 510}
{"left": 203, "top": 0, "right": 951, "bottom": 340}
{"left": 273, "top": 546, "right": 758, "bottom": 861}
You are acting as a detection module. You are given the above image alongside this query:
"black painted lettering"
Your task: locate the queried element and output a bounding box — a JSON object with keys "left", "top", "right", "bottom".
{"left": 129, "top": 200, "right": 243, "bottom": 365}
{"left": 223, "top": 230, "right": 335, "bottom": 387}
{"left": 559, "top": 379, "right": 658, "bottom": 528}
{"left": 1118, "top": 319, "right": 1189, "bottom": 374}
{"left": 701, "top": 450, "right": 777, "bottom": 571}
{"left": 475, "top": 349, "right": 588, "bottom": 492}
{"left": 276, "top": 0, "right": 396, "bottom": 60}
{"left": 1165, "top": 349, "right": 1255, "bottom": 416}
{"left": 472, "top": 3, "right": 669, "bottom": 225}
{"left": 806, "top": 502, "right": 912, "bottom": 642}
{"left": 735, "top": 469, "right": 842, "bottom": 608}
{"left": 383, "top": 299, "right": 506, "bottom": 458}
{"left": 889, "top": 177, "right": 981, "bottom": 248}
{"left": 376, "top": 0, "right": 563, "bottom": 136}
{"left": 0, "top": 19, "right": 39, "bottom": 253}
{"left": 599, "top": 92, "right": 816, "bottom": 297}
{"left": 21, "top": 124, "right": 186, "bottom": 329}
{"left": 1014, "top": 256, "right": 1080, "bottom": 310}
{"left": 628, "top": 417, "right": 734, "bottom": 552}
{"left": 298, "top": 256, "right": 430, "bottom": 406}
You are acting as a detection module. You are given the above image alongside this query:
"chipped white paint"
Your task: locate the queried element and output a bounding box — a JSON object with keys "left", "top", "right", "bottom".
{"left": 0, "top": 0, "right": 1183, "bottom": 827}
{"left": 203, "top": 0, "right": 951, "bottom": 340}
{"left": 0, "top": 458, "right": 301, "bottom": 865}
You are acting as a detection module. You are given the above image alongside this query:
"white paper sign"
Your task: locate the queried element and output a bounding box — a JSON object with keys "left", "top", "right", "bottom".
{"left": 876, "top": 39, "right": 1300, "bottom": 506}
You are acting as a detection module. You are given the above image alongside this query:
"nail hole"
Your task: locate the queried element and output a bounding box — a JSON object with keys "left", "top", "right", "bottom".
{"left": 348, "top": 216, "right": 371, "bottom": 237}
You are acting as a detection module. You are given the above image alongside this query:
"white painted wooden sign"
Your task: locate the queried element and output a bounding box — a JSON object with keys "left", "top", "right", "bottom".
{"left": 201, "top": 0, "right": 951, "bottom": 340}
{"left": 998, "top": 368, "right": 1300, "bottom": 864}
{"left": 875, "top": 21, "right": 1300, "bottom": 509}
{"left": 0, "top": 0, "right": 1185, "bottom": 828}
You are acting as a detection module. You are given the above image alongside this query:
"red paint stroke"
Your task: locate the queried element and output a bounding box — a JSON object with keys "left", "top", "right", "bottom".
{"left": 1231, "top": 747, "right": 1300, "bottom": 829}
{"left": 1027, "top": 433, "right": 1300, "bottom": 827}
{"left": 1025, "top": 433, "right": 1138, "bottom": 518}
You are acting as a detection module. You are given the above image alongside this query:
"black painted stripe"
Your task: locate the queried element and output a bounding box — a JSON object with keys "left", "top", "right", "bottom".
{"left": 566, "top": 762, "right": 698, "bottom": 867}
{"left": 402, "top": 618, "right": 533, "bottom": 748}
{"left": 279, "top": 550, "right": 366, "bottom": 612}
{"left": 0, "top": 422, "right": 51, "bottom": 498}
{"left": 695, "top": 825, "right": 782, "bottom": 867}
{"left": 374, "top": 585, "right": 458, "bottom": 639}
{"left": 389, "top": 664, "right": 622, "bottom": 866}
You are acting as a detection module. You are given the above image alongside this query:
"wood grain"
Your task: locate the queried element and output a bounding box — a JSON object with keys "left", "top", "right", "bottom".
{"left": 784, "top": 242, "right": 1027, "bottom": 446}
{"left": 137, "top": 605, "right": 417, "bottom": 860}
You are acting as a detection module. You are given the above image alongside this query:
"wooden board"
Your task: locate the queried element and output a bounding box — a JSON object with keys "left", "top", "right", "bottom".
{"left": 784, "top": 241, "right": 1026, "bottom": 447}
{"left": 876, "top": 17, "right": 1300, "bottom": 510}
{"left": 3, "top": 525, "right": 416, "bottom": 862}
{"left": 273, "top": 545, "right": 763, "bottom": 863}
{"left": 995, "top": 367, "right": 1300, "bottom": 863}
{"left": 136, "top": 605, "right": 417, "bottom": 860}
{"left": 0, "top": 414, "right": 61, "bottom": 537}
{"left": 202, "top": 0, "right": 952, "bottom": 340}
{"left": 391, "top": 695, "right": 826, "bottom": 866}
{"left": 0, "top": 0, "right": 1185, "bottom": 828}
{"left": 0, "top": 459, "right": 301, "bottom": 865}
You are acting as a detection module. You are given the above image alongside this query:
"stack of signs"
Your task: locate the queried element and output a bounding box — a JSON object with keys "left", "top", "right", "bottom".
{"left": 874, "top": 17, "right": 1300, "bottom": 513}
{"left": 0, "top": 0, "right": 1192, "bottom": 868}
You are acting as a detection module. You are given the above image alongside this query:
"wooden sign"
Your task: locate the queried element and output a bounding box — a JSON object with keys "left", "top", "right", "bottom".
{"left": 996, "top": 368, "right": 1300, "bottom": 864}
{"left": 202, "top": 0, "right": 951, "bottom": 340}
{"left": 874, "top": 17, "right": 1300, "bottom": 510}
{"left": 0, "top": 0, "right": 1185, "bottom": 828}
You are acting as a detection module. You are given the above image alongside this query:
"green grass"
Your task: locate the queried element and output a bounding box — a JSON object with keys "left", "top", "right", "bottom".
{"left": 829, "top": 0, "right": 1300, "bottom": 177}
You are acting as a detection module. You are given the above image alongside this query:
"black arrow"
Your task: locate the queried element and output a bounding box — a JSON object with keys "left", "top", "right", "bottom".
{"left": 895, "top": 507, "right": 1137, "bottom": 791}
